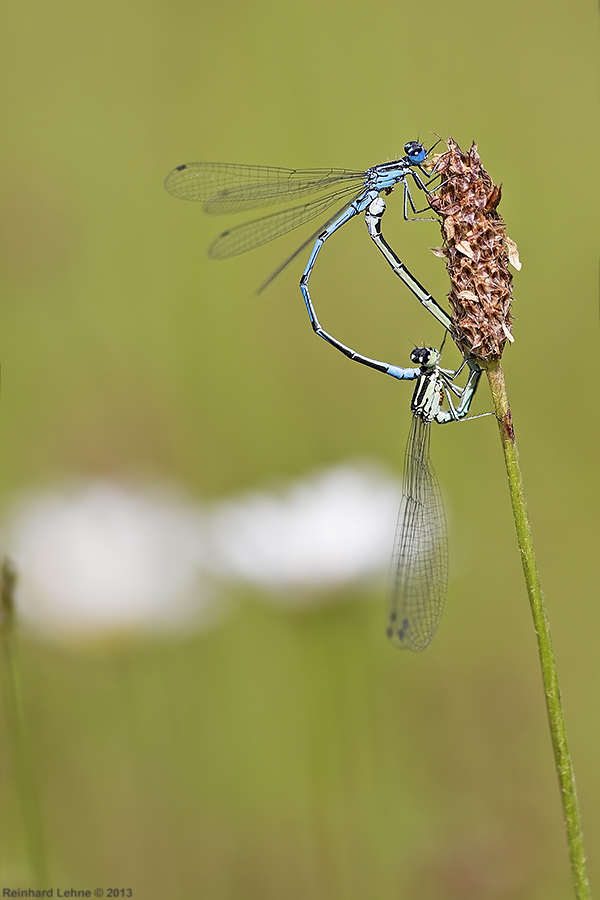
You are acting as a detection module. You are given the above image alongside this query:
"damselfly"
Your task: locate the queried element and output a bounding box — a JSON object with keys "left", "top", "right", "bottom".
{"left": 388, "top": 347, "right": 482, "bottom": 651}
{"left": 166, "top": 147, "right": 481, "bottom": 650}
{"left": 164, "top": 141, "right": 451, "bottom": 328}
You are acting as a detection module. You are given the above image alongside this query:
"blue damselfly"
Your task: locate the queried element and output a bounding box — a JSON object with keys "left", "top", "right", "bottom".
{"left": 164, "top": 142, "right": 452, "bottom": 332}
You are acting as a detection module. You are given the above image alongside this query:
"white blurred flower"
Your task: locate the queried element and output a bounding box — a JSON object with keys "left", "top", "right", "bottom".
{"left": 6, "top": 481, "right": 216, "bottom": 637}
{"left": 4, "top": 461, "right": 405, "bottom": 632}
{"left": 206, "top": 462, "right": 402, "bottom": 601}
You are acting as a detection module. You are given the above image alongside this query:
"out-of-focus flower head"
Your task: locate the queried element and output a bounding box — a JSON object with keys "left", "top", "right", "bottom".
{"left": 6, "top": 481, "right": 213, "bottom": 638}
{"left": 206, "top": 462, "right": 402, "bottom": 602}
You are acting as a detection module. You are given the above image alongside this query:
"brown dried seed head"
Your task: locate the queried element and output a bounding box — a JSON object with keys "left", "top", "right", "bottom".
{"left": 428, "top": 137, "right": 519, "bottom": 361}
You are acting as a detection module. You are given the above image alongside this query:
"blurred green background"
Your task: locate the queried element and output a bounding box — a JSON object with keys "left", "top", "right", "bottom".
{"left": 1, "top": 0, "right": 599, "bottom": 897}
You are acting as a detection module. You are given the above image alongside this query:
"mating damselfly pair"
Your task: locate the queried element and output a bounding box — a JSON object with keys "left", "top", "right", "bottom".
{"left": 165, "top": 140, "right": 486, "bottom": 651}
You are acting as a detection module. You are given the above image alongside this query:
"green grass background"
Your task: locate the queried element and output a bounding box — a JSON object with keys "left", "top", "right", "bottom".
{"left": 0, "top": 0, "right": 599, "bottom": 896}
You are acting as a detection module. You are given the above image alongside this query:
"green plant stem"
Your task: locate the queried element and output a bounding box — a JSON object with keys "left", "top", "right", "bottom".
{"left": 484, "top": 358, "right": 590, "bottom": 900}
{"left": 0, "top": 559, "right": 48, "bottom": 887}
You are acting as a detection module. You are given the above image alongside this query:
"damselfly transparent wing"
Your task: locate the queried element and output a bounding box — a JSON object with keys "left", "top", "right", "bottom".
{"left": 164, "top": 163, "right": 365, "bottom": 214}
{"left": 208, "top": 189, "right": 364, "bottom": 260}
{"left": 388, "top": 416, "right": 448, "bottom": 651}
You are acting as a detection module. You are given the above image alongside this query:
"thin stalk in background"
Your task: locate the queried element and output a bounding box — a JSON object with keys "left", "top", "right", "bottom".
{"left": 0, "top": 557, "right": 48, "bottom": 887}
{"left": 429, "top": 138, "right": 591, "bottom": 899}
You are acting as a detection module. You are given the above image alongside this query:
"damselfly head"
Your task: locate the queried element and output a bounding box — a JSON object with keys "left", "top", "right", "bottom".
{"left": 410, "top": 346, "right": 440, "bottom": 368}
{"left": 404, "top": 141, "right": 427, "bottom": 165}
